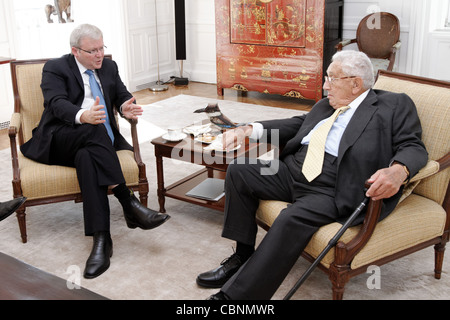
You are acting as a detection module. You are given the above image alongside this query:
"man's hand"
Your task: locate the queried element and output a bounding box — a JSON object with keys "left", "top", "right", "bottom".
{"left": 120, "top": 97, "right": 143, "bottom": 120}
{"left": 80, "top": 97, "right": 107, "bottom": 125}
{"left": 366, "top": 164, "right": 408, "bottom": 200}
{"left": 222, "top": 125, "right": 253, "bottom": 151}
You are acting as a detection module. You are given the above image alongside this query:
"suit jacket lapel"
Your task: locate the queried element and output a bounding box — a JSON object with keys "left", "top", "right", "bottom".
{"left": 68, "top": 55, "right": 84, "bottom": 91}
{"left": 281, "top": 102, "right": 334, "bottom": 156}
{"left": 337, "top": 89, "right": 378, "bottom": 165}
{"left": 96, "top": 67, "right": 112, "bottom": 110}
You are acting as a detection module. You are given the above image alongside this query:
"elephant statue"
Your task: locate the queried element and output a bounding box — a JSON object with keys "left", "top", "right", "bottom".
{"left": 45, "top": 0, "right": 73, "bottom": 23}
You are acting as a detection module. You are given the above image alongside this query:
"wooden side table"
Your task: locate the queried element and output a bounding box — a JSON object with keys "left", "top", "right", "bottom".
{"left": 151, "top": 134, "right": 272, "bottom": 213}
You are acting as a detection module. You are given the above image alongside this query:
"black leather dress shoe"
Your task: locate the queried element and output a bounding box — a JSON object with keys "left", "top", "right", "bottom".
{"left": 84, "top": 231, "right": 113, "bottom": 279}
{"left": 120, "top": 194, "right": 170, "bottom": 230}
{"left": 0, "top": 197, "right": 26, "bottom": 222}
{"left": 207, "top": 291, "right": 231, "bottom": 300}
{"left": 197, "top": 253, "right": 243, "bottom": 288}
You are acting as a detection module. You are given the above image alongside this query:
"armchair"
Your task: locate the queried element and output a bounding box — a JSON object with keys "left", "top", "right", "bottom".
{"left": 336, "top": 12, "right": 401, "bottom": 74}
{"left": 256, "top": 70, "right": 450, "bottom": 299}
{"left": 8, "top": 57, "right": 149, "bottom": 243}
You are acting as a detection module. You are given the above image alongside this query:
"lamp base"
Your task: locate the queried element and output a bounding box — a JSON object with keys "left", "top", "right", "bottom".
{"left": 149, "top": 81, "right": 168, "bottom": 92}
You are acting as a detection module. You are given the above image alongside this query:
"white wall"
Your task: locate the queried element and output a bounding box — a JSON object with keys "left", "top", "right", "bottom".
{"left": 124, "top": 0, "right": 176, "bottom": 92}
{"left": 183, "top": 0, "right": 217, "bottom": 84}
{"left": 123, "top": 0, "right": 216, "bottom": 92}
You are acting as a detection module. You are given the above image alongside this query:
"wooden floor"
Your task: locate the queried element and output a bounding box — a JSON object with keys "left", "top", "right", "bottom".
{"left": 1, "top": 81, "right": 314, "bottom": 151}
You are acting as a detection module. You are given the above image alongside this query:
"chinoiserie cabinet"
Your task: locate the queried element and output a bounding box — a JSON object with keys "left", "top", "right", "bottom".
{"left": 215, "top": 0, "right": 343, "bottom": 101}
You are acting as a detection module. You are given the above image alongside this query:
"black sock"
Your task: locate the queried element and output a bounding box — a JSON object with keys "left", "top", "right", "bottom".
{"left": 112, "top": 183, "right": 131, "bottom": 201}
{"left": 236, "top": 242, "right": 254, "bottom": 261}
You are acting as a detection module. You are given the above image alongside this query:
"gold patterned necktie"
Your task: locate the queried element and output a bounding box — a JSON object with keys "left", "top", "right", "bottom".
{"left": 301, "top": 106, "right": 350, "bottom": 182}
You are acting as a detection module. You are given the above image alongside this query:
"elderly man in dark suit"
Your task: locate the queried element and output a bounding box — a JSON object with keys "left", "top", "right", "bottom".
{"left": 20, "top": 24, "right": 169, "bottom": 279}
{"left": 197, "top": 50, "right": 428, "bottom": 300}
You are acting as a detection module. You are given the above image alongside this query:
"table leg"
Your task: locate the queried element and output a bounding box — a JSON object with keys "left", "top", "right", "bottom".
{"left": 155, "top": 153, "right": 166, "bottom": 213}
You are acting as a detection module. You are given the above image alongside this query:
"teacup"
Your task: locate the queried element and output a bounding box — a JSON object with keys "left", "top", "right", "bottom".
{"left": 167, "top": 126, "right": 182, "bottom": 139}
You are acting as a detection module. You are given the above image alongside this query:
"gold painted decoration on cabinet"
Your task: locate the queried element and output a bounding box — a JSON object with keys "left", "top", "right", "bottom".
{"left": 216, "top": 0, "right": 343, "bottom": 101}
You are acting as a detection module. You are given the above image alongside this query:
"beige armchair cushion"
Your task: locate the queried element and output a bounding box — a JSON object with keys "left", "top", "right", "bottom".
{"left": 15, "top": 63, "right": 46, "bottom": 143}
{"left": 19, "top": 150, "right": 139, "bottom": 200}
{"left": 373, "top": 77, "right": 450, "bottom": 205}
{"left": 257, "top": 194, "right": 446, "bottom": 269}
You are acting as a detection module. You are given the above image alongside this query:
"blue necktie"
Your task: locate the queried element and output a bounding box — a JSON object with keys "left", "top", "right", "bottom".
{"left": 85, "top": 70, "right": 114, "bottom": 143}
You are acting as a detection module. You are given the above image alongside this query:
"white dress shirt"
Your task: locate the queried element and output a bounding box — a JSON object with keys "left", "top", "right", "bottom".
{"left": 250, "top": 90, "right": 370, "bottom": 157}
{"left": 74, "top": 58, "right": 104, "bottom": 124}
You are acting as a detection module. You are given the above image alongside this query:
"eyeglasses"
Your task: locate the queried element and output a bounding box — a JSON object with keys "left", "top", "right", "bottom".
{"left": 324, "top": 76, "right": 356, "bottom": 86}
{"left": 76, "top": 46, "right": 107, "bottom": 55}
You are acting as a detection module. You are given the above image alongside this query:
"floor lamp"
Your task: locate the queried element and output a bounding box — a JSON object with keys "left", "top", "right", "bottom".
{"left": 149, "top": 0, "right": 168, "bottom": 92}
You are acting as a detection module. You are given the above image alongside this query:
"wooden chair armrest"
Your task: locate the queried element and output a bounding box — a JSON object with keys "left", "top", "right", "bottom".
{"left": 437, "top": 152, "right": 450, "bottom": 232}
{"left": 335, "top": 39, "right": 356, "bottom": 51}
{"left": 122, "top": 118, "right": 143, "bottom": 164}
{"left": 392, "top": 41, "right": 401, "bottom": 50}
{"left": 438, "top": 152, "right": 450, "bottom": 171}
{"left": 334, "top": 197, "right": 383, "bottom": 266}
{"left": 335, "top": 152, "right": 450, "bottom": 267}
{"left": 122, "top": 118, "right": 147, "bottom": 185}
{"left": 8, "top": 113, "right": 23, "bottom": 197}
{"left": 9, "top": 112, "right": 21, "bottom": 131}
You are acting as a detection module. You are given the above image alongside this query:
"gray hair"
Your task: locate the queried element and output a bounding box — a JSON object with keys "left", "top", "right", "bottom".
{"left": 70, "top": 24, "right": 103, "bottom": 48}
{"left": 332, "top": 51, "right": 375, "bottom": 89}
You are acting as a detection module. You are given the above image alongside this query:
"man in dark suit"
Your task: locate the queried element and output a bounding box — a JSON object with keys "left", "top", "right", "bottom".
{"left": 20, "top": 24, "right": 169, "bottom": 279}
{"left": 197, "top": 51, "right": 428, "bottom": 299}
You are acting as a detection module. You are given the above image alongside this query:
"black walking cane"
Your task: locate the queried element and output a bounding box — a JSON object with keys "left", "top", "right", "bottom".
{"left": 283, "top": 193, "right": 370, "bottom": 300}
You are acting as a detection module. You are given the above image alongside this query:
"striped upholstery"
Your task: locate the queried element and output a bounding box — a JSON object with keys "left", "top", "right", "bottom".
{"left": 14, "top": 63, "right": 45, "bottom": 143}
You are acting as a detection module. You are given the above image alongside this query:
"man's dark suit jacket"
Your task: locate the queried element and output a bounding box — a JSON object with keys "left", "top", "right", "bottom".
{"left": 258, "top": 89, "right": 428, "bottom": 225}
{"left": 21, "top": 54, "right": 133, "bottom": 164}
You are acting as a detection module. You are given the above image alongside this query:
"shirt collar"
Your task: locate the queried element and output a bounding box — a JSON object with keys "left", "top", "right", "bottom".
{"left": 348, "top": 89, "right": 370, "bottom": 110}
{"left": 74, "top": 56, "right": 89, "bottom": 75}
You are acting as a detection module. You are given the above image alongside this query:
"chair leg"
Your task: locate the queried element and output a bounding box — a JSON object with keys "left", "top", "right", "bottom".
{"left": 329, "top": 264, "right": 349, "bottom": 300}
{"left": 434, "top": 242, "right": 446, "bottom": 280}
{"left": 139, "top": 190, "right": 148, "bottom": 207}
{"left": 16, "top": 206, "right": 27, "bottom": 243}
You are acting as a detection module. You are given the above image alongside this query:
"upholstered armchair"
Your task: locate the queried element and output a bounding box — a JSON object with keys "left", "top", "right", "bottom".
{"left": 256, "top": 70, "right": 450, "bottom": 300}
{"left": 8, "top": 58, "right": 148, "bottom": 243}
{"left": 336, "top": 12, "right": 401, "bottom": 75}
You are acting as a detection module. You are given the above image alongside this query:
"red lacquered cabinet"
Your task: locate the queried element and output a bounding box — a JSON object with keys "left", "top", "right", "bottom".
{"left": 215, "top": 0, "right": 343, "bottom": 101}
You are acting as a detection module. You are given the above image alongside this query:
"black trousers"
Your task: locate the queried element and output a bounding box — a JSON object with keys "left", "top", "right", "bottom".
{"left": 49, "top": 124, "right": 125, "bottom": 236}
{"left": 221, "top": 147, "right": 339, "bottom": 300}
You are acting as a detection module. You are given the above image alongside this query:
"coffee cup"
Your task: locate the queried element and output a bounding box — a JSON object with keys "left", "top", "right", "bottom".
{"left": 167, "top": 126, "right": 182, "bottom": 139}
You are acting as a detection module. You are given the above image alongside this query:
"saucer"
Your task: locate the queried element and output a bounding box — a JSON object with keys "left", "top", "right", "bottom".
{"left": 162, "top": 133, "right": 187, "bottom": 142}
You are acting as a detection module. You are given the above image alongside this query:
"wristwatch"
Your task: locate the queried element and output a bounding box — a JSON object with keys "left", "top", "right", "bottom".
{"left": 392, "top": 161, "right": 410, "bottom": 182}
